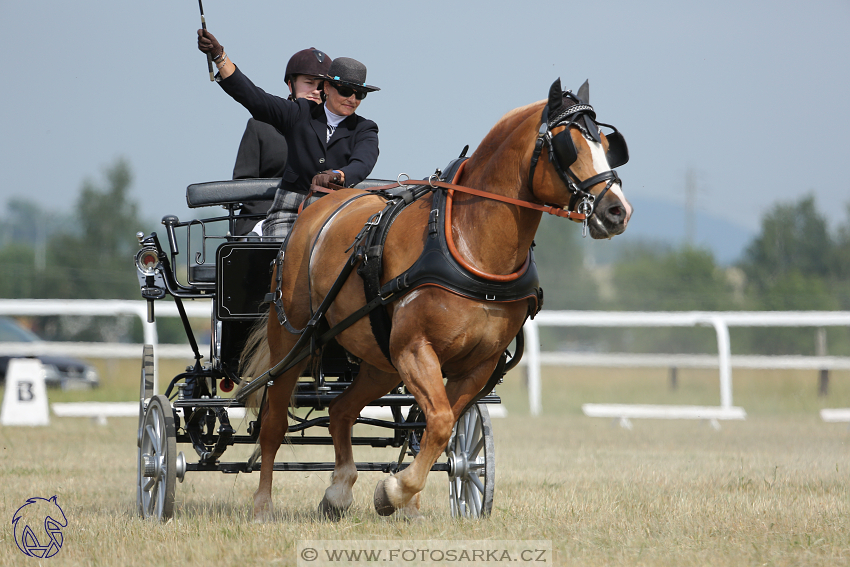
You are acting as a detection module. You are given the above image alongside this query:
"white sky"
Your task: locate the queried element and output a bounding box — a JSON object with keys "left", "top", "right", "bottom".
{"left": 1, "top": 0, "right": 848, "bottom": 234}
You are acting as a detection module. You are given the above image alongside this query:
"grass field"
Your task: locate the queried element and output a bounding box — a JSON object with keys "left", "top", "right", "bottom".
{"left": 2, "top": 362, "right": 849, "bottom": 566}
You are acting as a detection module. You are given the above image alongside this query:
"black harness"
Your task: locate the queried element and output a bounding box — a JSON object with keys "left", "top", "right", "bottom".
{"left": 268, "top": 157, "right": 542, "bottom": 365}
{"left": 353, "top": 158, "right": 543, "bottom": 363}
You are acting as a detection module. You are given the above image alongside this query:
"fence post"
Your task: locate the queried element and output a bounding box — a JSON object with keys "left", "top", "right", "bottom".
{"left": 817, "top": 327, "right": 828, "bottom": 396}
{"left": 708, "top": 315, "right": 733, "bottom": 410}
{"left": 523, "top": 320, "right": 541, "bottom": 416}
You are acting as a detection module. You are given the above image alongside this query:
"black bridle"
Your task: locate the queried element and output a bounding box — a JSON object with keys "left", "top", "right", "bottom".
{"left": 528, "top": 93, "right": 624, "bottom": 232}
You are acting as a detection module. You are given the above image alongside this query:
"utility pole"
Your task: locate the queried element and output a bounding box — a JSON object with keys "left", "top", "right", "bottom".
{"left": 685, "top": 168, "right": 696, "bottom": 246}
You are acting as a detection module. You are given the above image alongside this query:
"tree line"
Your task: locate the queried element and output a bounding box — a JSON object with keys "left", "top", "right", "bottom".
{"left": 533, "top": 195, "right": 850, "bottom": 355}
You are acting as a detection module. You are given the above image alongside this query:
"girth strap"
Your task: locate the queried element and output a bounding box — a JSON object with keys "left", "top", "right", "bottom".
{"left": 353, "top": 185, "right": 433, "bottom": 365}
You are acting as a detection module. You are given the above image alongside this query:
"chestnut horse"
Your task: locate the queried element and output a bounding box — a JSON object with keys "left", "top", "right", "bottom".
{"left": 240, "top": 78, "right": 632, "bottom": 521}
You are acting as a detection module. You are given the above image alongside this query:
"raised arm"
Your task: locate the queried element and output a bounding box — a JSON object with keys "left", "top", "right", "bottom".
{"left": 196, "top": 29, "right": 304, "bottom": 133}
{"left": 197, "top": 29, "right": 235, "bottom": 79}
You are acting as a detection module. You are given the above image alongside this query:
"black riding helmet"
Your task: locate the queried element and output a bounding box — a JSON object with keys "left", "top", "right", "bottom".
{"left": 284, "top": 48, "right": 332, "bottom": 98}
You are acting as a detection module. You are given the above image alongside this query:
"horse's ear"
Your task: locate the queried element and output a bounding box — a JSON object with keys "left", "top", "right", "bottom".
{"left": 577, "top": 79, "right": 590, "bottom": 103}
{"left": 548, "top": 78, "right": 563, "bottom": 112}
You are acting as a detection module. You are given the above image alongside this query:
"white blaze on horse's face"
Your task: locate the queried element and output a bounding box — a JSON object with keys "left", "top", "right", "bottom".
{"left": 586, "top": 134, "right": 633, "bottom": 226}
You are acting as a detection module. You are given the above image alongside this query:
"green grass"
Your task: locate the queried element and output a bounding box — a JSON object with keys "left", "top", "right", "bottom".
{"left": 2, "top": 361, "right": 850, "bottom": 566}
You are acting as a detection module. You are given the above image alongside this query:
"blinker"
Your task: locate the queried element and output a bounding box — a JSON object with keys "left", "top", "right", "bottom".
{"left": 551, "top": 130, "right": 578, "bottom": 168}
{"left": 605, "top": 131, "right": 629, "bottom": 169}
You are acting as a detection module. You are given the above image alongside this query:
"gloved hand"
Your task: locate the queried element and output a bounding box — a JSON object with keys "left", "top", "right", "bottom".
{"left": 197, "top": 29, "right": 224, "bottom": 60}
{"left": 312, "top": 170, "right": 343, "bottom": 189}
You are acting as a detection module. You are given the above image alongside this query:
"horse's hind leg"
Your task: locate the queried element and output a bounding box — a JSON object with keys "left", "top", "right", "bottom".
{"left": 320, "top": 363, "right": 399, "bottom": 520}
{"left": 252, "top": 320, "right": 308, "bottom": 522}
{"left": 252, "top": 371, "right": 303, "bottom": 522}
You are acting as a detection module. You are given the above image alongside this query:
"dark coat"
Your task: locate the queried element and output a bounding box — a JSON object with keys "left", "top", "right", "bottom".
{"left": 231, "top": 118, "right": 287, "bottom": 235}
{"left": 219, "top": 67, "right": 379, "bottom": 196}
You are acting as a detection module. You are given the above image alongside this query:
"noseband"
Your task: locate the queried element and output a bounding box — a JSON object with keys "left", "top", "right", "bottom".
{"left": 528, "top": 95, "right": 622, "bottom": 232}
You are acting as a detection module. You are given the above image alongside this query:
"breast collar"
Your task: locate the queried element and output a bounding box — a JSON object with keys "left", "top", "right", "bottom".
{"left": 349, "top": 157, "right": 541, "bottom": 361}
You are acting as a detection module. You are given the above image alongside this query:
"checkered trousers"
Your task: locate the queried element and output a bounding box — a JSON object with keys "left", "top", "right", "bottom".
{"left": 262, "top": 189, "right": 321, "bottom": 238}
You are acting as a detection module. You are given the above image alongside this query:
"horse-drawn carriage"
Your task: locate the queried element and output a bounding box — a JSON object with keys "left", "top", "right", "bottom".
{"left": 134, "top": 174, "right": 505, "bottom": 521}
{"left": 134, "top": 78, "right": 631, "bottom": 522}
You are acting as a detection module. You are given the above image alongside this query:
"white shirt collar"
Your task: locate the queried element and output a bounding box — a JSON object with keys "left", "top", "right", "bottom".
{"left": 324, "top": 105, "right": 346, "bottom": 128}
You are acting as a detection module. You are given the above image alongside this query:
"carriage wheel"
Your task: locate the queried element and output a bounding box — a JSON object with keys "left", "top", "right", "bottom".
{"left": 137, "top": 345, "right": 154, "bottom": 445}
{"left": 446, "top": 403, "right": 495, "bottom": 518}
{"left": 136, "top": 345, "right": 154, "bottom": 516}
{"left": 137, "top": 395, "right": 177, "bottom": 520}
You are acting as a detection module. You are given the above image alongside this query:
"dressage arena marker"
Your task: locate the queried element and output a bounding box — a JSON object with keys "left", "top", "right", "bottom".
{"left": 1, "top": 358, "right": 50, "bottom": 426}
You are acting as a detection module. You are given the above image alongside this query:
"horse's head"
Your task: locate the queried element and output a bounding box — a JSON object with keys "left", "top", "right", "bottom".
{"left": 529, "top": 78, "right": 632, "bottom": 239}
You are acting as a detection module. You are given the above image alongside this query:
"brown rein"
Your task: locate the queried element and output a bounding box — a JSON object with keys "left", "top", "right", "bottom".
{"left": 306, "top": 180, "right": 587, "bottom": 220}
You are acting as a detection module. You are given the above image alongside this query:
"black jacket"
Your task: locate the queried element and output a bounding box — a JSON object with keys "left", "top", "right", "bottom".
{"left": 231, "top": 118, "right": 287, "bottom": 235}
{"left": 219, "top": 66, "right": 379, "bottom": 195}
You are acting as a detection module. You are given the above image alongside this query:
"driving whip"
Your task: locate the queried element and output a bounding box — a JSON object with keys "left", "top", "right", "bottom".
{"left": 198, "top": 0, "right": 214, "bottom": 81}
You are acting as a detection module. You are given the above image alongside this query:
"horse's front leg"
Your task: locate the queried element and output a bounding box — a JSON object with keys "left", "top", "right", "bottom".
{"left": 373, "top": 343, "right": 454, "bottom": 520}
{"left": 321, "top": 363, "right": 399, "bottom": 520}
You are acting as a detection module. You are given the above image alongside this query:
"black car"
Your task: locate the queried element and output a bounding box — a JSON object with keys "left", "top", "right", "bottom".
{"left": 0, "top": 317, "right": 100, "bottom": 389}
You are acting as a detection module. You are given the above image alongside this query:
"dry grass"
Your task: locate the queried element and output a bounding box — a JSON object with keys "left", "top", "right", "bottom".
{"left": 2, "top": 364, "right": 850, "bottom": 566}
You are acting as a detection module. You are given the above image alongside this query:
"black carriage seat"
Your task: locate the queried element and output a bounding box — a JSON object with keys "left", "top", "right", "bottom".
{"left": 185, "top": 177, "right": 396, "bottom": 209}
{"left": 186, "top": 178, "right": 281, "bottom": 209}
{"left": 184, "top": 178, "right": 395, "bottom": 284}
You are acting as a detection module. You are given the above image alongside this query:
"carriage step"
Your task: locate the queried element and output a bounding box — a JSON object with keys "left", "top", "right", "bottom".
{"left": 188, "top": 461, "right": 450, "bottom": 474}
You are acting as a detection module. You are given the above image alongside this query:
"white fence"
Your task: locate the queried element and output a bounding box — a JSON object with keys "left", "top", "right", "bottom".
{"left": 0, "top": 299, "right": 210, "bottom": 392}
{"left": 523, "top": 311, "right": 850, "bottom": 420}
{"left": 2, "top": 300, "right": 850, "bottom": 421}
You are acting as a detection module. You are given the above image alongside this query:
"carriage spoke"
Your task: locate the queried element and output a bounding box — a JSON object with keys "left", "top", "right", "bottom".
{"left": 469, "top": 481, "right": 482, "bottom": 516}
{"left": 465, "top": 482, "right": 480, "bottom": 517}
{"left": 469, "top": 436, "right": 484, "bottom": 461}
{"left": 145, "top": 425, "right": 161, "bottom": 454}
{"left": 469, "top": 471, "right": 485, "bottom": 494}
{"left": 144, "top": 476, "right": 156, "bottom": 492}
{"left": 147, "top": 483, "right": 158, "bottom": 515}
{"left": 464, "top": 413, "right": 476, "bottom": 452}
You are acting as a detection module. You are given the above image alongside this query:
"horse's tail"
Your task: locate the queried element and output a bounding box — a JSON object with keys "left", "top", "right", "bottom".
{"left": 237, "top": 313, "right": 271, "bottom": 415}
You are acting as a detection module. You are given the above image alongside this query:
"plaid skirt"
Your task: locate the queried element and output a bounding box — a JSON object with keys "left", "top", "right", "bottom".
{"left": 262, "top": 189, "right": 321, "bottom": 238}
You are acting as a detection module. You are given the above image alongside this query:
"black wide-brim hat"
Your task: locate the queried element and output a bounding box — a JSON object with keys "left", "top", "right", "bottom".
{"left": 321, "top": 57, "right": 380, "bottom": 92}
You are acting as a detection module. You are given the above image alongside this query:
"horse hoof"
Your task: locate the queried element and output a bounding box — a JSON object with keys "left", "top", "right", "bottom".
{"left": 373, "top": 479, "right": 396, "bottom": 516}
{"left": 318, "top": 497, "right": 346, "bottom": 521}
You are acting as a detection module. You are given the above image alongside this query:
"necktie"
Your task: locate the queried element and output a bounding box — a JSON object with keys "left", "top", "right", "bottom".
{"left": 326, "top": 123, "right": 336, "bottom": 142}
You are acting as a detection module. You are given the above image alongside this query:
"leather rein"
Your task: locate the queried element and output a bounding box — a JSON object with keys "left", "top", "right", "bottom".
{"left": 308, "top": 98, "right": 622, "bottom": 227}
{"left": 308, "top": 177, "right": 586, "bottom": 221}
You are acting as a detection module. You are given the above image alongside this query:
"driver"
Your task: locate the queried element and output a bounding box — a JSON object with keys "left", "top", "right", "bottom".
{"left": 198, "top": 29, "right": 380, "bottom": 239}
{"left": 232, "top": 47, "right": 332, "bottom": 236}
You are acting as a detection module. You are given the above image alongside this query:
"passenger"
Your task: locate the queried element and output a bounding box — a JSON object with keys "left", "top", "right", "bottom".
{"left": 232, "top": 48, "right": 332, "bottom": 237}
{"left": 197, "top": 29, "right": 380, "bottom": 240}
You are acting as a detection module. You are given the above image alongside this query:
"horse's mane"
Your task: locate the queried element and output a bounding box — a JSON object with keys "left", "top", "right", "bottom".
{"left": 464, "top": 100, "right": 545, "bottom": 187}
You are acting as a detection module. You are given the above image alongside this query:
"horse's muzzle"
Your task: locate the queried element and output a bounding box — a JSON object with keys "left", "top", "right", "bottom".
{"left": 588, "top": 192, "right": 632, "bottom": 239}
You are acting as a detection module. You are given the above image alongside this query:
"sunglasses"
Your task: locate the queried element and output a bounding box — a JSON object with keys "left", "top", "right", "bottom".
{"left": 332, "top": 84, "right": 367, "bottom": 100}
